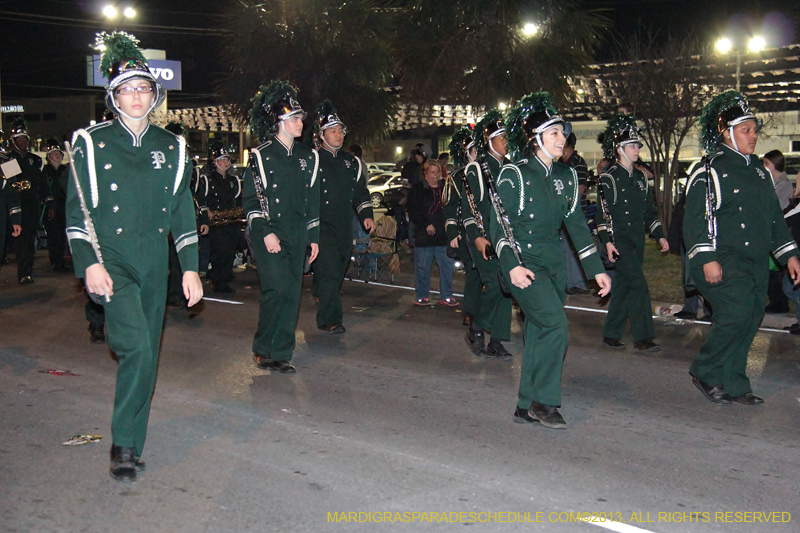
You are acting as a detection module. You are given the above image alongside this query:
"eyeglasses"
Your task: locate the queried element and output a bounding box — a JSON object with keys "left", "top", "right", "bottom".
{"left": 116, "top": 85, "right": 154, "bottom": 96}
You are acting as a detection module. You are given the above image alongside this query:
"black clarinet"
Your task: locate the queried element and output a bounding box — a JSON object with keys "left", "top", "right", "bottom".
{"left": 481, "top": 158, "right": 525, "bottom": 268}
{"left": 704, "top": 158, "right": 717, "bottom": 249}
{"left": 597, "top": 178, "right": 620, "bottom": 260}
{"left": 464, "top": 162, "right": 497, "bottom": 259}
{"left": 250, "top": 151, "right": 270, "bottom": 222}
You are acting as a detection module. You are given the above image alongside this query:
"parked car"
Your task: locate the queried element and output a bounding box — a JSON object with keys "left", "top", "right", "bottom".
{"left": 367, "top": 172, "right": 403, "bottom": 208}
{"left": 368, "top": 162, "right": 398, "bottom": 176}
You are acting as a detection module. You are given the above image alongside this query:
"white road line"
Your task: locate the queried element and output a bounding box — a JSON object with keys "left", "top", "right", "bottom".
{"left": 202, "top": 297, "right": 244, "bottom": 305}
{"left": 345, "top": 278, "right": 464, "bottom": 298}
{"left": 581, "top": 518, "right": 657, "bottom": 533}
{"left": 346, "top": 280, "right": 790, "bottom": 334}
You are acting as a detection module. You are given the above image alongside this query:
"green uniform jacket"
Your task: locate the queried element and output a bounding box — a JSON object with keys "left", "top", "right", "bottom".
{"left": 192, "top": 168, "right": 209, "bottom": 226}
{"left": 684, "top": 143, "right": 798, "bottom": 268}
{"left": 66, "top": 120, "right": 199, "bottom": 275}
{"left": 596, "top": 163, "right": 664, "bottom": 246}
{"left": 243, "top": 137, "right": 320, "bottom": 246}
{"left": 492, "top": 156, "right": 604, "bottom": 278}
{"left": 9, "top": 149, "right": 53, "bottom": 209}
{"left": 443, "top": 167, "right": 466, "bottom": 242}
{"left": 205, "top": 169, "right": 242, "bottom": 212}
{"left": 1, "top": 154, "right": 23, "bottom": 226}
{"left": 317, "top": 147, "right": 373, "bottom": 233}
{"left": 462, "top": 153, "right": 507, "bottom": 244}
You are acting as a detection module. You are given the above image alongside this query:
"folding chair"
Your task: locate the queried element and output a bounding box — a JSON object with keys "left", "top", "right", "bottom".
{"left": 346, "top": 216, "right": 400, "bottom": 282}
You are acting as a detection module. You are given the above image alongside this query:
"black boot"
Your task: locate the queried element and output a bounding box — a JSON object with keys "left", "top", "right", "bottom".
{"left": 88, "top": 323, "right": 105, "bottom": 344}
{"left": 110, "top": 445, "right": 137, "bottom": 481}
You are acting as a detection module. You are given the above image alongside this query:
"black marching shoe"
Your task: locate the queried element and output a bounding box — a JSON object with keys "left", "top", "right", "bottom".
{"left": 253, "top": 353, "right": 272, "bottom": 369}
{"left": 464, "top": 329, "right": 486, "bottom": 356}
{"left": 691, "top": 374, "right": 732, "bottom": 404}
{"left": 88, "top": 323, "right": 106, "bottom": 344}
{"left": 633, "top": 339, "right": 661, "bottom": 353}
{"left": 528, "top": 401, "right": 568, "bottom": 429}
{"left": 513, "top": 406, "right": 539, "bottom": 424}
{"left": 19, "top": 276, "right": 34, "bottom": 285}
{"left": 602, "top": 337, "right": 625, "bottom": 350}
{"left": 485, "top": 341, "right": 513, "bottom": 360}
{"left": 731, "top": 392, "right": 764, "bottom": 405}
{"left": 329, "top": 324, "right": 346, "bottom": 335}
{"left": 110, "top": 445, "right": 137, "bottom": 481}
{"left": 267, "top": 360, "right": 296, "bottom": 373}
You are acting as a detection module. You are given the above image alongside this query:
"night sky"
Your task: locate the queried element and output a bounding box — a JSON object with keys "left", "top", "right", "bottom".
{"left": 1, "top": 0, "right": 797, "bottom": 104}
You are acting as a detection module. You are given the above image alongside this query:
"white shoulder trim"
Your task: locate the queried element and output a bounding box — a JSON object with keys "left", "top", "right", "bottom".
{"left": 465, "top": 161, "right": 484, "bottom": 202}
{"left": 173, "top": 136, "right": 187, "bottom": 195}
{"left": 310, "top": 149, "right": 319, "bottom": 188}
{"left": 72, "top": 129, "right": 99, "bottom": 209}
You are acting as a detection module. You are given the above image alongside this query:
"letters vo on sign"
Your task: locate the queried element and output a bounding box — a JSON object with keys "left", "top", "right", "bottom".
{"left": 88, "top": 55, "right": 182, "bottom": 91}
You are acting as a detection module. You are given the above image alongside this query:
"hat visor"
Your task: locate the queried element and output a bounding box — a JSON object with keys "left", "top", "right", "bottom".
{"left": 279, "top": 109, "right": 307, "bottom": 121}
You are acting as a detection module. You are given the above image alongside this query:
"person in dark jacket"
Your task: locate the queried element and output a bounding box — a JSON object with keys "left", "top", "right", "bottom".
{"left": 408, "top": 159, "right": 457, "bottom": 306}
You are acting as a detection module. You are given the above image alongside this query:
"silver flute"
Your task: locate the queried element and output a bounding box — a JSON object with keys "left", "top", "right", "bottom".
{"left": 64, "top": 141, "right": 110, "bottom": 303}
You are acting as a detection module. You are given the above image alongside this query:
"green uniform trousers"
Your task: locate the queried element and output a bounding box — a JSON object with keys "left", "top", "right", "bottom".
{"left": 470, "top": 241, "right": 512, "bottom": 341}
{"left": 690, "top": 254, "right": 765, "bottom": 397}
{"left": 457, "top": 238, "right": 481, "bottom": 318}
{"left": 15, "top": 196, "right": 40, "bottom": 279}
{"left": 505, "top": 242, "right": 568, "bottom": 408}
{"left": 104, "top": 248, "right": 168, "bottom": 456}
{"left": 313, "top": 229, "right": 352, "bottom": 329}
{"left": 251, "top": 233, "right": 305, "bottom": 362}
{"left": 602, "top": 237, "right": 655, "bottom": 342}
{"left": 208, "top": 224, "right": 239, "bottom": 290}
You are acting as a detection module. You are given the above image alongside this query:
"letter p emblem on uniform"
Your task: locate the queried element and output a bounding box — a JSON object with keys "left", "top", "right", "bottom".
{"left": 151, "top": 151, "right": 166, "bottom": 169}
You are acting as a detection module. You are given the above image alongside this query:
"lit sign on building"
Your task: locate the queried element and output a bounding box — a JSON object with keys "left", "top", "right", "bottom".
{"left": 1, "top": 105, "right": 24, "bottom": 113}
{"left": 87, "top": 55, "right": 182, "bottom": 91}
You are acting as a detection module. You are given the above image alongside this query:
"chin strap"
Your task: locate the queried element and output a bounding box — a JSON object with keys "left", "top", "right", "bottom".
{"left": 729, "top": 126, "right": 740, "bottom": 153}
{"left": 112, "top": 96, "right": 155, "bottom": 122}
{"left": 536, "top": 134, "right": 556, "bottom": 161}
{"left": 321, "top": 134, "right": 342, "bottom": 153}
{"left": 619, "top": 148, "right": 635, "bottom": 166}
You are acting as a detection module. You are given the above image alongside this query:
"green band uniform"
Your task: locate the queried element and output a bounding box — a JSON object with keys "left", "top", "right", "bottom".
{"left": 67, "top": 119, "right": 198, "bottom": 455}
{"left": 492, "top": 157, "right": 604, "bottom": 408}
{"left": 463, "top": 153, "right": 512, "bottom": 341}
{"left": 443, "top": 166, "right": 480, "bottom": 319}
{"left": 596, "top": 163, "right": 664, "bottom": 341}
{"left": 243, "top": 137, "right": 320, "bottom": 362}
{"left": 313, "top": 147, "right": 373, "bottom": 329}
{"left": 684, "top": 143, "right": 798, "bottom": 396}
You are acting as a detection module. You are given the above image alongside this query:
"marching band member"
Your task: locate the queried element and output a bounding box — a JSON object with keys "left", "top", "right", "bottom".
{"left": 243, "top": 81, "right": 319, "bottom": 373}
{"left": 310, "top": 100, "right": 374, "bottom": 334}
{"left": 462, "top": 110, "right": 513, "bottom": 359}
{"left": 67, "top": 31, "right": 202, "bottom": 480}
{"left": 684, "top": 90, "right": 800, "bottom": 405}
{"left": 493, "top": 92, "right": 611, "bottom": 428}
{"left": 596, "top": 115, "right": 668, "bottom": 352}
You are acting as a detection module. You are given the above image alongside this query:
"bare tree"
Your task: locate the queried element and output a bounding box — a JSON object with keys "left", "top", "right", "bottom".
{"left": 607, "top": 33, "right": 710, "bottom": 225}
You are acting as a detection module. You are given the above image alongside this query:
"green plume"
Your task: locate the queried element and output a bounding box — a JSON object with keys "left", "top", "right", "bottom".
{"left": 699, "top": 90, "right": 750, "bottom": 154}
{"left": 249, "top": 80, "right": 300, "bottom": 143}
{"left": 309, "top": 99, "right": 339, "bottom": 145}
{"left": 505, "top": 92, "right": 557, "bottom": 161}
{"left": 94, "top": 31, "right": 145, "bottom": 80}
{"left": 449, "top": 126, "right": 474, "bottom": 169}
{"left": 164, "top": 121, "right": 188, "bottom": 138}
{"left": 474, "top": 108, "right": 504, "bottom": 159}
{"left": 601, "top": 114, "right": 640, "bottom": 160}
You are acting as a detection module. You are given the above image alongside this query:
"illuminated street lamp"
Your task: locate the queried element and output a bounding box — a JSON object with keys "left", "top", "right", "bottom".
{"left": 715, "top": 34, "right": 765, "bottom": 92}
{"left": 103, "top": 4, "right": 136, "bottom": 28}
{"left": 522, "top": 23, "right": 538, "bottom": 38}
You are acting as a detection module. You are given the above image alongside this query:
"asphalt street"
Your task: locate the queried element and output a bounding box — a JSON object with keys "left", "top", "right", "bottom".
{"left": 1, "top": 253, "right": 799, "bottom": 533}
